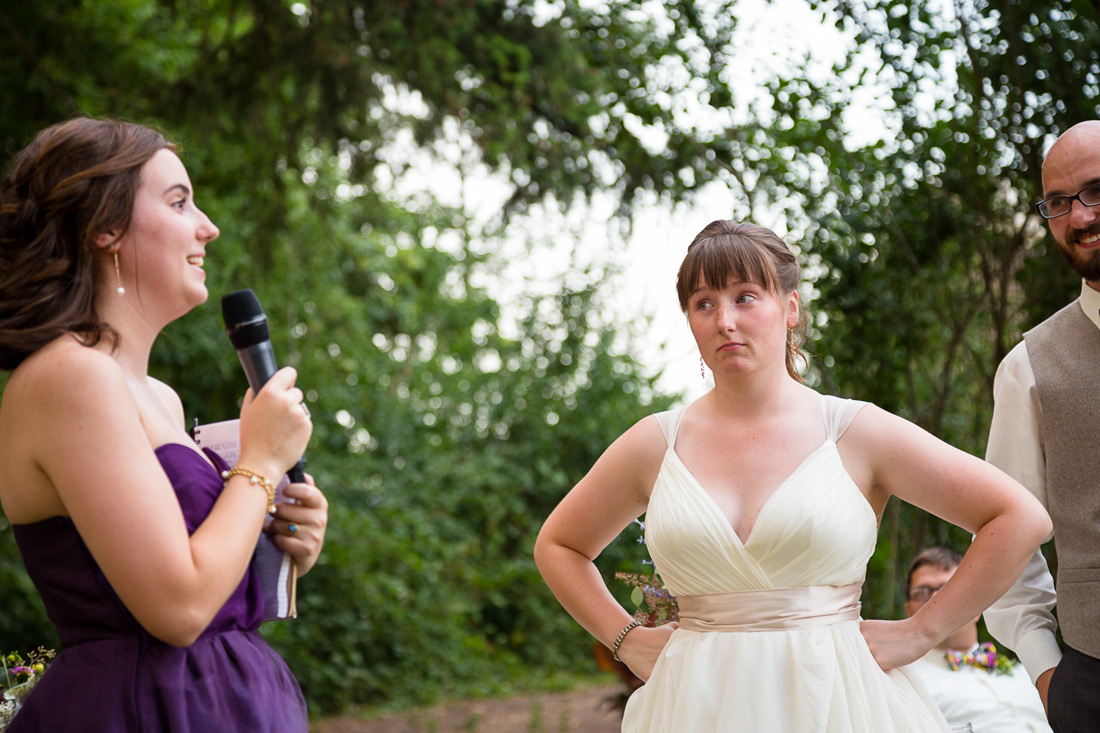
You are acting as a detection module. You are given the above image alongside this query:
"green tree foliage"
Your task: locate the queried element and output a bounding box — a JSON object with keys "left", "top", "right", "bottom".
{"left": 737, "top": 0, "right": 1098, "bottom": 617}
{"left": 0, "top": 0, "right": 692, "bottom": 712}
{"left": 5, "top": 0, "right": 1099, "bottom": 713}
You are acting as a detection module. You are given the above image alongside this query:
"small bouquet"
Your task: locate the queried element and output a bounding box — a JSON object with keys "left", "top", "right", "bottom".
{"left": 1, "top": 648, "right": 54, "bottom": 730}
{"left": 597, "top": 520, "right": 679, "bottom": 711}
{"left": 614, "top": 520, "right": 678, "bottom": 625}
{"left": 614, "top": 571, "right": 679, "bottom": 626}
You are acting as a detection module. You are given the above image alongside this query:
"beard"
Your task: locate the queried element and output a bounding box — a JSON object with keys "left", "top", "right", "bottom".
{"left": 1057, "top": 235, "right": 1100, "bottom": 282}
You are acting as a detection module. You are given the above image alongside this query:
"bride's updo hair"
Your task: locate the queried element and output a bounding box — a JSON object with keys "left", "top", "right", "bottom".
{"left": 0, "top": 117, "right": 172, "bottom": 370}
{"left": 676, "top": 220, "right": 808, "bottom": 381}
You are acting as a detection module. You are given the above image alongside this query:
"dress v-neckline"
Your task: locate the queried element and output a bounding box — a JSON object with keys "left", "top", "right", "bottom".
{"left": 663, "top": 439, "right": 834, "bottom": 546}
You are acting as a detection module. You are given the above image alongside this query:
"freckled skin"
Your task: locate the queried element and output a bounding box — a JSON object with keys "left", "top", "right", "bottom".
{"left": 904, "top": 565, "right": 979, "bottom": 652}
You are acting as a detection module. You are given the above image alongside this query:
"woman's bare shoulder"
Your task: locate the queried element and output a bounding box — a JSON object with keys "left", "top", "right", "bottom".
{"left": 842, "top": 401, "right": 919, "bottom": 447}
{"left": 3, "top": 338, "right": 128, "bottom": 421}
{"left": 14, "top": 336, "right": 119, "bottom": 377}
{"left": 0, "top": 339, "right": 130, "bottom": 518}
{"left": 589, "top": 413, "right": 670, "bottom": 497}
{"left": 616, "top": 413, "right": 669, "bottom": 459}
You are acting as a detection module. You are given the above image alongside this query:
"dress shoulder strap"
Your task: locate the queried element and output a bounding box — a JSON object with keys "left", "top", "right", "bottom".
{"left": 820, "top": 394, "right": 869, "bottom": 442}
{"left": 653, "top": 406, "right": 688, "bottom": 447}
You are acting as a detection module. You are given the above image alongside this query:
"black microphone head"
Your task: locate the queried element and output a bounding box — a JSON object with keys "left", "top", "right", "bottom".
{"left": 221, "top": 289, "right": 270, "bottom": 349}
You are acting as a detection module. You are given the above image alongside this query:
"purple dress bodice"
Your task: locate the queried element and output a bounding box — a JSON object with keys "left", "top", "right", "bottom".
{"left": 8, "top": 444, "right": 307, "bottom": 732}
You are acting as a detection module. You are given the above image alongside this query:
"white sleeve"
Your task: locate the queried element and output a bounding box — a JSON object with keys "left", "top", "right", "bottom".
{"left": 985, "top": 342, "right": 1047, "bottom": 509}
{"left": 982, "top": 341, "right": 1062, "bottom": 684}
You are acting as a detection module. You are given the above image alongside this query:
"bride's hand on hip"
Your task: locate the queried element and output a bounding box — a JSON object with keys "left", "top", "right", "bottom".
{"left": 860, "top": 618, "right": 931, "bottom": 671}
{"left": 618, "top": 622, "right": 679, "bottom": 682}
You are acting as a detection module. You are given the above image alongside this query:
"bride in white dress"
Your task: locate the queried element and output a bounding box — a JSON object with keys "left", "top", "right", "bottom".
{"left": 534, "top": 220, "right": 1051, "bottom": 732}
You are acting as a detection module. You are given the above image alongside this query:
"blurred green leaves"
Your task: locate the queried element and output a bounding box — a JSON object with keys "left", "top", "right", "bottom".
{"left": 0, "top": 0, "right": 683, "bottom": 713}
{"left": 4, "top": 0, "right": 1100, "bottom": 712}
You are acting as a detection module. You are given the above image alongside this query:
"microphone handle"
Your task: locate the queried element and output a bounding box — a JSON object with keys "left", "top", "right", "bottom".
{"left": 237, "top": 342, "right": 278, "bottom": 391}
{"left": 235, "top": 343, "right": 309, "bottom": 484}
{"left": 285, "top": 462, "right": 307, "bottom": 484}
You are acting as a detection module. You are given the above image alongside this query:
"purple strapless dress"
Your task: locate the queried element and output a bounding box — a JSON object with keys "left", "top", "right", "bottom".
{"left": 8, "top": 444, "right": 307, "bottom": 732}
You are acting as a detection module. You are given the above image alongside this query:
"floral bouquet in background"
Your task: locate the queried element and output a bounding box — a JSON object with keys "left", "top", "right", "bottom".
{"left": 1, "top": 648, "right": 54, "bottom": 730}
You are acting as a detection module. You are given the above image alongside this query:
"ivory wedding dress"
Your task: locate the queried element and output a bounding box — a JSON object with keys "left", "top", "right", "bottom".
{"left": 621, "top": 395, "right": 949, "bottom": 732}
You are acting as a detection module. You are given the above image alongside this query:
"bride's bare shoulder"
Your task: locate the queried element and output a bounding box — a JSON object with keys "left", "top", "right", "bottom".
{"left": 620, "top": 412, "right": 672, "bottom": 455}
{"left": 589, "top": 413, "right": 670, "bottom": 493}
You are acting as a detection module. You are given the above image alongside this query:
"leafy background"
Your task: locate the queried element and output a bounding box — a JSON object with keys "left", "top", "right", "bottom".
{"left": 0, "top": 0, "right": 1093, "bottom": 716}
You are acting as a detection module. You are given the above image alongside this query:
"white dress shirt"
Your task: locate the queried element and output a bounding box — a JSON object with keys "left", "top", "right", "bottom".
{"left": 983, "top": 280, "right": 1100, "bottom": 683}
{"left": 906, "top": 645, "right": 1052, "bottom": 733}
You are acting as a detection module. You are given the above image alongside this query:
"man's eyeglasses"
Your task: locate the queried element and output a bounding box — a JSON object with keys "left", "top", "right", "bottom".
{"left": 1035, "top": 184, "right": 1100, "bottom": 219}
{"left": 907, "top": 584, "right": 945, "bottom": 604}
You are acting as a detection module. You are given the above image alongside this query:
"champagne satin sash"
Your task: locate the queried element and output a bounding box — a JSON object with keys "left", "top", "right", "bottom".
{"left": 676, "top": 582, "right": 862, "bottom": 632}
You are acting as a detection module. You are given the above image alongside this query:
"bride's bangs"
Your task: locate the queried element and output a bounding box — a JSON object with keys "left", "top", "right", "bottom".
{"left": 677, "top": 235, "right": 780, "bottom": 310}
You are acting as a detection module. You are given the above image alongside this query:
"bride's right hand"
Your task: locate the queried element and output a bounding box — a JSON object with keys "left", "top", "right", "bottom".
{"left": 617, "top": 622, "right": 679, "bottom": 682}
{"left": 237, "top": 366, "right": 312, "bottom": 480}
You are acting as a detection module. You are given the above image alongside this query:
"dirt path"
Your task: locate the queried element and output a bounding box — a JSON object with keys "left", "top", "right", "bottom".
{"left": 311, "top": 683, "right": 626, "bottom": 733}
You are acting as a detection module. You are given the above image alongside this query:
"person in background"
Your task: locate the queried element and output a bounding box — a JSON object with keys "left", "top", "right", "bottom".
{"left": 902, "top": 547, "right": 1051, "bottom": 733}
{"left": 983, "top": 120, "right": 1100, "bottom": 732}
{"left": 534, "top": 219, "right": 1051, "bottom": 732}
{"left": 0, "top": 117, "right": 327, "bottom": 731}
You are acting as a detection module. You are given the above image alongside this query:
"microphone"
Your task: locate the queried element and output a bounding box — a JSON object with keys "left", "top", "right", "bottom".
{"left": 221, "top": 289, "right": 307, "bottom": 483}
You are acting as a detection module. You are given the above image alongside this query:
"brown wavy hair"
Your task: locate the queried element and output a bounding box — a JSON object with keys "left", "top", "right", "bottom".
{"left": 676, "top": 220, "right": 809, "bottom": 381}
{"left": 0, "top": 117, "right": 173, "bottom": 370}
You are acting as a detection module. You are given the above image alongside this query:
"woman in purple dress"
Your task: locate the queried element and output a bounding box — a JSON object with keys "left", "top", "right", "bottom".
{"left": 0, "top": 118, "right": 327, "bottom": 731}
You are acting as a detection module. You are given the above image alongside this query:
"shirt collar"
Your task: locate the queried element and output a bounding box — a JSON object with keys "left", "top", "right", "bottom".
{"left": 1079, "top": 280, "right": 1100, "bottom": 331}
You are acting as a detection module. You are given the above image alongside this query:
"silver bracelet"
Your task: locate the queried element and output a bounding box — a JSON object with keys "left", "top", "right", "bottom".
{"left": 612, "top": 619, "right": 643, "bottom": 662}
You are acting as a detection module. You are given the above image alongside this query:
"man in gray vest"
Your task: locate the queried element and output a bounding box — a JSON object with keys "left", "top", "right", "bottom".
{"left": 984, "top": 120, "right": 1100, "bottom": 732}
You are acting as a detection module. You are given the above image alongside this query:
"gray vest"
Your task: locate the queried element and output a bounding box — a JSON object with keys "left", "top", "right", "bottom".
{"left": 1025, "top": 300, "right": 1100, "bottom": 659}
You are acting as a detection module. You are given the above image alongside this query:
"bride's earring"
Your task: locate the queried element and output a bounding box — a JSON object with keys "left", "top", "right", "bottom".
{"left": 110, "top": 245, "right": 125, "bottom": 295}
{"left": 700, "top": 355, "right": 706, "bottom": 382}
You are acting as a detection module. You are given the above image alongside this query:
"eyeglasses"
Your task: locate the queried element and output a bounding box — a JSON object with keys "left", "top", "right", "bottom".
{"left": 1035, "top": 184, "right": 1100, "bottom": 219}
{"left": 907, "top": 584, "right": 945, "bottom": 604}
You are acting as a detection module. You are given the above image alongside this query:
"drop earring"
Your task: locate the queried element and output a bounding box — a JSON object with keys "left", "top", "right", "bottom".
{"left": 700, "top": 355, "right": 706, "bottom": 382}
{"left": 111, "top": 246, "right": 125, "bottom": 295}
{"left": 787, "top": 327, "right": 796, "bottom": 363}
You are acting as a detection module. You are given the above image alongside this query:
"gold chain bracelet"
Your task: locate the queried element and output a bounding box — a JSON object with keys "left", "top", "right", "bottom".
{"left": 221, "top": 467, "right": 277, "bottom": 514}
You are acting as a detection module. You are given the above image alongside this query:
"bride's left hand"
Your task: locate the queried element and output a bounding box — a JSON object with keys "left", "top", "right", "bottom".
{"left": 859, "top": 618, "right": 933, "bottom": 671}
{"left": 265, "top": 473, "right": 328, "bottom": 577}
{"left": 618, "top": 622, "right": 679, "bottom": 683}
